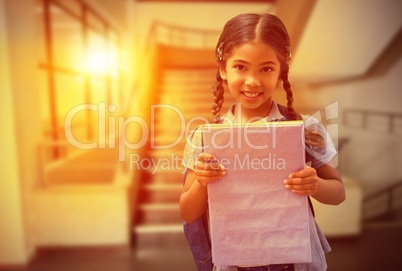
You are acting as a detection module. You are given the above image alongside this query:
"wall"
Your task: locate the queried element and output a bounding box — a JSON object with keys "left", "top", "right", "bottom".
{"left": 31, "top": 185, "right": 130, "bottom": 247}
{"left": 0, "top": 0, "right": 137, "bottom": 264}
{"left": 0, "top": 0, "right": 30, "bottom": 265}
{"left": 296, "top": 57, "right": 402, "bottom": 197}
{"left": 132, "top": 2, "right": 275, "bottom": 51}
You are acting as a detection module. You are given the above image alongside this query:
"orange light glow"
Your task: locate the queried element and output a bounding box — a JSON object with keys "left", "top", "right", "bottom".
{"left": 86, "top": 50, "right": 108, "bottom": 75}
{"left": 85, "top": 49, "right": 118, "bottom": 77}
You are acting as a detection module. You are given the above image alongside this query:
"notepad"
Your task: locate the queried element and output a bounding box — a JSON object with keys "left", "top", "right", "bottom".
{"left": 202, "top": 121, "right": 311, "bottom": 266}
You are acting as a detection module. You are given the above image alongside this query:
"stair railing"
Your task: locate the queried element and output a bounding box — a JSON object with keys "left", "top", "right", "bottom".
{"left": 146, "top": 20, "right": 221, "bottom": 49}
{"left": 343, "top": 108, "right": 402, "bottom": 221}
{"left": 343, "top": 109, "right": 402, "bottom": 135}
{"left": 363, "top": 180, "right": 402, "bottom": 221}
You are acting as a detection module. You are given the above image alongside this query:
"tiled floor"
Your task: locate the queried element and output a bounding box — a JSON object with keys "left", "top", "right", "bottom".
{"left": 28, "top": 223, "right": 402, "bottom": 271}
{"left": 325, "top": 222, "right": 402, "bottom": 271}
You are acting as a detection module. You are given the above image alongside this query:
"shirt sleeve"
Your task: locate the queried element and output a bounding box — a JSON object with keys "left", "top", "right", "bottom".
{"left": 302, "top": 115, "right": 337, "bottom": 169}
{"left": 181, "top": 126, "right": 204, "bottom": 171}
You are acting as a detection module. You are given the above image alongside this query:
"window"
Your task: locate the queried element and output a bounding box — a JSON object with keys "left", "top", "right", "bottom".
{"left": 36, "top": 0, "right": 121, "bottom": 159}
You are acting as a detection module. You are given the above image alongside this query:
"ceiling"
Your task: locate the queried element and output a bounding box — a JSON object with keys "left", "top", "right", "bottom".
{"left": 288, "top": 0, "right": 402, "bottom": 85}
{"left": 94, "top": 0, "right": 402, "bottom": 86}
{"left": 133, "top": 0, "right": 402, "bottom": 86}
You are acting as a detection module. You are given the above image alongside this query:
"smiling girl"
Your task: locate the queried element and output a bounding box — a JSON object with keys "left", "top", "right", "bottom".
{"left": 179, "top": 13, "right": 345, "bottom": 271}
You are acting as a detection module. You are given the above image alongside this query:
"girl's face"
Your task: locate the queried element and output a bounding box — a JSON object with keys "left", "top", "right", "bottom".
{"left": 220, "top": 42, "right": 281, "bottom": 120}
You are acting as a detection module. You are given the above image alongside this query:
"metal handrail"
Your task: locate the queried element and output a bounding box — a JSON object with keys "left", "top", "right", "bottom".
{"left": 364, "top": 180, "right": 402, "bottom": 220}
{"left": 364, "top": 180, "right": 402, "bottom": 202}
{"left": 146, "top": 20, "right": 221, "bottom": 49}
{"left": 343, "top": 109, "right": 402, "bottom": 134}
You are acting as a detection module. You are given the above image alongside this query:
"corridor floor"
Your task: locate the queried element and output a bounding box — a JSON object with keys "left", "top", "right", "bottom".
{"left": 28, "top": 223, "right": 402, "bottom": 271}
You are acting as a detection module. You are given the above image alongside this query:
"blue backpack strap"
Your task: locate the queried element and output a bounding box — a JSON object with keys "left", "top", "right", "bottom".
{"left": 276, "top": 103, "right": 293, "bottom": 120}
{"left": 182, "top": 145, "right": 213, "bottom": 271}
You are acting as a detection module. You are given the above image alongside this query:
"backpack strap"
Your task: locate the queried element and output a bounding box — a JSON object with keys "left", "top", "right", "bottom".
{"left": 182, "top": 129, "right": 214, "bottom": 271}
{"left": 276, "top": 103, "right": 293, "bottom": 120}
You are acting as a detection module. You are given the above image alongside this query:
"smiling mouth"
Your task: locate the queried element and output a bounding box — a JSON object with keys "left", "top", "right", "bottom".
{"left": 242, "top": 92, "right": 261, "bottom": 99}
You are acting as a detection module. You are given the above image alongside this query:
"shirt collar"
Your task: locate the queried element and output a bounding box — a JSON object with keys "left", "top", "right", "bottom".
{"left": 220, "top": 101, "right": 285, "bottom": 124}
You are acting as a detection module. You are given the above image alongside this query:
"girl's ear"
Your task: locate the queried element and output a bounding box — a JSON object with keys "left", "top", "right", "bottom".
{"left": 219, "top": 67, "right": 227, "bottom": 80}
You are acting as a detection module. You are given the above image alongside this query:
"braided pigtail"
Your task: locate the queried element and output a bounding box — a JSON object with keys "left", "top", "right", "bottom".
{"left": 282, "top": 65, "right": 324, "bottom": 147}
{"left": 211, "top": 71, "right": 225, "bottom": 123}
{"left": 281, "top": 66, "right": 300, "bottom": 121}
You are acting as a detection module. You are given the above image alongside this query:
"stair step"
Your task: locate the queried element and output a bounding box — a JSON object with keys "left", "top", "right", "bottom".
{"left": 159, "top": 93, "right": 212, "bottom": 103}
{"left": 150, "top": 130, "right": 202, "bottom": 144}
{"left": 162, "top": 69, "right": 214, "bottom": 75}
{"left": 151, "top": 112, "right": 210, "bottom": 125}
{"left": 139, "top": 203, "right": 180, "bottom": 211}
{"left": 163, "top": 68, "right": 215, "bottom": 73}
{"left": 137, "top": 203, "right": 182, "bottom": 224}
{"left": 159, "top": 87, "right": 212, "bottom": 94}
{"left": 152, "top": 117, "right": 211, "bottom": 127}
{"left": 143, "top": 165, "right": 185, "bottom": 174}
{"left": 151, "top": 102, "right": 235, "bottom": 116}
{"left": 150, "top": 135, "right": 186, "bottom": 149}
{"left": 135, "top": 223, "right": 183, "bottom": 234}
{"left": 141, "top": 184, "right": 182, "bottom": 203}
{"left": 162, "top": 73, "right": 214, "bottom": 81}
{"left": 147, "top": 148, "right": 183, "bottom": 158}
{"left": 161, "top": 77, "right": 214, "bottom": 85}
{"left": 152, "top": 113, "right": 211, "bottom": 128}
{"left": 145, "top": 156, "right": 184, "bottom": 169}
{"left": 134, "top": 223, "right": 187, "bottom": 248}
{"left": 134, "top": 66, "right": 232, "bottom": 245}
{"left": 160, "top": 86, "right": 213, "bottom": 95}
{"left": 145, "top": 170, "right": 185, "bottom": 184}
{"left": 162, "top": 69, "right": 216, "bottom": 80}
{"left": 151, "top": 100, "right": 211, "bottom": 112}
{"left": 151, "top": 136, "right": 187, "bottom": 148}
{"left": 143, "top": 183, "right": 182, "bottom": 191}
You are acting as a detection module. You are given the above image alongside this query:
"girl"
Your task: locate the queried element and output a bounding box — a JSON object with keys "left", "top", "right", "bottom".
{"left": 179, "top": 13, "right": 345, "bottom": 271}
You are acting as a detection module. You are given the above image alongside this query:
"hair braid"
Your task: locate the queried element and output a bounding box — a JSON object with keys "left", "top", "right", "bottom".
{"left": 281, "top": 66, "right": 301, "bottom": 121}
{"left": 282, "top": 66, "right": 324, "bottom": 146}
{"left": 211, "top": 71, "right": 225, "bottom": 123}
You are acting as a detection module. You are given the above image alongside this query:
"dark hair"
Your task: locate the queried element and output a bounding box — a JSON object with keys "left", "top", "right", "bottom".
{"left": 211, "top": 13, "right": 323, "bottom": 146}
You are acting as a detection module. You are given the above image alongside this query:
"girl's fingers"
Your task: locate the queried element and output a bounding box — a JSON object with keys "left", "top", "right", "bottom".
{"left": 196, "top": 161, "right": 225, "bottom": 171}
{"left": 284, "top": 183, "right": 317, "bottom": 191}
{"left": 195, "top": 153, "right": 226, "bottom": 186}
{"left": 288, "top": 166, "right": 316, "bottom": 179}
{"left": 284, "top": 177, "right": 317, "bottom": 186}
{"left": 283, "top": 171, "right": 318, "bottom": 195}
{"left": 197, "top": 175, "right": 224, "bottom": 186}
{"left": 197, "top": 153, "right": 217, "bottom": 163}
{"left": 195, "top": 168, "right": 226, "bottom": 178}
{"left": 196, "top": 171, "right": 225, "bottom": 186}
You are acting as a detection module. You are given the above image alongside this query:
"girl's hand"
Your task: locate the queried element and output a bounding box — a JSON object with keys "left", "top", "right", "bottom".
{"left": 194, "top": 153, "right": 226, "bottom": 187}
{"left": 283, "top": 165, "right": 318, "bottom": 196}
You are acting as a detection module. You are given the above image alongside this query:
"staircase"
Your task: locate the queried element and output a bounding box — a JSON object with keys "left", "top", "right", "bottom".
{"left": 131, "top": 20, "right": 234, "bottom": 261}
{"left": 363, "top": 180, "right": 402, "bottom": 224}
{"left": 133, "top": 64, "right": 235, "bottom": 253}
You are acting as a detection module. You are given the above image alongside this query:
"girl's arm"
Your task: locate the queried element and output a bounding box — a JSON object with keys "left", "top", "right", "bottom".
{"left": 179, "top": 153, "right": 226, "bottom": 224}
{"left": 284, "top": 160, "right": 345, "bottom": 205}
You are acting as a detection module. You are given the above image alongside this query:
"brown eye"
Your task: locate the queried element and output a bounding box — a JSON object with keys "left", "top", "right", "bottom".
{"left": 262, "top": 67, "right": 273, "bottom": 72}
{"left": 235, "top": 65, "right": 246, "bottom": 71}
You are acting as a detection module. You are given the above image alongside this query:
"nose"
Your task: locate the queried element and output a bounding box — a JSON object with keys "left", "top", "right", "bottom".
{"left": 244, "top": 71, "right": 261, "bottom": 87}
